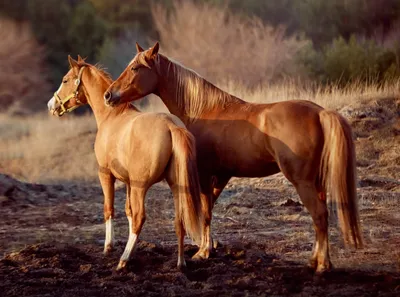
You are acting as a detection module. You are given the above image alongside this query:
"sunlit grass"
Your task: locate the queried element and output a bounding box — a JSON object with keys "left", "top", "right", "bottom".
{"left": 220, "top": 79, "right": 400, "bottom": 110}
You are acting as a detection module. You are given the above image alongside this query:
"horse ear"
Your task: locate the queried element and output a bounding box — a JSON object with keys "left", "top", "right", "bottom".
{"left": 77, "top": 55, "right": 85, "bottom": 63}
{"left": 136, "top": 42, "right": 144, "bottom": 53}
{"left": 146, "top": 41, "right": 159, "bottom": 59}
{"left": 68, "top": 55, "right": 78, "bottom": 69}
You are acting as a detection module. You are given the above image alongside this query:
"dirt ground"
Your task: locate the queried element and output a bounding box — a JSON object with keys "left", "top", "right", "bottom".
{"left": 0, "top": 98, "right": 399, "bottom": 296}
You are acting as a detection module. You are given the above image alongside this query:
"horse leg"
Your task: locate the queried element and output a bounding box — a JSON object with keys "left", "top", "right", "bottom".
{"left": 175, "top": 212, "right": 186, "bottom": 269}
{"left": 172, "top": 182, "right": 187, "bottom": 269}
{"left": 211, "top": 175, "right": 231, "bottom": 205}
{"left": 192, "top": 176, "right": 214, "bottom": 260}
{"left": 295, "top": 182, "right": 331, "bottom": 274}
{"left": 165, "top": 169, "right": 187, "bottom": 269}
{"left": 98, "top": 171, "right": 115, "bottom": 255}
{"left": 117, "top": 187, "right": 146, "bottom": 270}
{"left": 191, "top": 174, "right": 231, "bottom": 260}
{"left": 210, "top": 175, "right": 231, "bottom": 248}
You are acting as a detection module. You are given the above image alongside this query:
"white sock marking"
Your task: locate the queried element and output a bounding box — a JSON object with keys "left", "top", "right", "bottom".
{"left": 104, "top": 218, "right": 114, "bottom": 249}
{"left": 120, "top": 217, "right": 138, "bottom": 262}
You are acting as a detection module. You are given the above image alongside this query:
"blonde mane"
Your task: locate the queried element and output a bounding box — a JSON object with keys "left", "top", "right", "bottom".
{"left": 133, "top": 52, "right": 243, "bottom": 120}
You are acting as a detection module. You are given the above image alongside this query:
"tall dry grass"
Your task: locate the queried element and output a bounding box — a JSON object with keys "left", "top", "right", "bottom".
{"left": 0, "top": 99, "right": 169, "bottom": 184}
{"left": 0, "top": 18, "right": 50, "bottom": 114}
{"left": 220, "top": 79, "right": 400, "bottom": 110}
{"left": 0, "top": 113, "right": 98, "bottom": 183}
{"left": 151, "top": 0, "right": 308, "bottom": 87}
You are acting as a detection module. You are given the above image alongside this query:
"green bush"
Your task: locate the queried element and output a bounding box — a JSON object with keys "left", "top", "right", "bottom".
{"left": 301, "top": 35, "right": 400, "bottom": 85}
{"left": 1, "top": 0, "right": 107, "bottom": 87}
{"left": 27, "top": 0, "right": 107, "bottom": 85}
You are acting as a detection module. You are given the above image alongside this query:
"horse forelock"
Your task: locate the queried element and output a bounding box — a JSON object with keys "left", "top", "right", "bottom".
{"left": 130, "top": 52, "right": 150, "bottom": 68}
{"left": 75, "top": 61, "right": 113, "bottom": 85}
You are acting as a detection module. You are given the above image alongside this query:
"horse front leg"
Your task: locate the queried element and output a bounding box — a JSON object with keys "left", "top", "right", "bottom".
{"left": 192, "top": 175, "right": 230, "bottom": 259}
{"left": 98, "top": 169, "right": 116, "bottom": 255}
{"left": 210, "top": 175, "right": 231, "bottom": 248}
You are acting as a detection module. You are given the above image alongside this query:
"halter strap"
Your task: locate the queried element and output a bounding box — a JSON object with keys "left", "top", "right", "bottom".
{"left": 54, "top": 66, "right": 85, "bottom": 116}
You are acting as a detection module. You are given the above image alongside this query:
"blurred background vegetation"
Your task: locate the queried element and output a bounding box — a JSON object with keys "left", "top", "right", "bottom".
{"left": 1, "top": 0, "right": 400, "bottom": 113}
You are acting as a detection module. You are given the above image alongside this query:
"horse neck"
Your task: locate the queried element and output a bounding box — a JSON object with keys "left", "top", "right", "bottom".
{"left": 156, "top": 56, "right": 244, "bottom": 125}
{"left": 82, "top": 68, "right": 129, "bottom": 127}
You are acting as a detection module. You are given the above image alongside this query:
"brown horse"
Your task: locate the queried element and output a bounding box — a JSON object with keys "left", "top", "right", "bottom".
{"left": 104, "top": 42, "right": 364, "bottom": 274}
{"left": 47, "top": 56, "right": 203, "bottom": 270}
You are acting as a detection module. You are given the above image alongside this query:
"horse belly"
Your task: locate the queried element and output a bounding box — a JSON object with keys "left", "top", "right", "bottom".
{"left": 214, "top": 144, "right": 279, "bottom": 177}
{"left": 110, "top": 158, "right": 130, "bottom": 183}
{"left": 228, "top": 157, "right": 280, "bottom": 178}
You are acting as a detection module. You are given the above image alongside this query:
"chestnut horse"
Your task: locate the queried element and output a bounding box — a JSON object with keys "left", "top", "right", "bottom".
{"left": 104, "top": 42, "right": 363, "bottom": 273}
{"left": 47, "top": 56, "right": 203, "bottom": 270}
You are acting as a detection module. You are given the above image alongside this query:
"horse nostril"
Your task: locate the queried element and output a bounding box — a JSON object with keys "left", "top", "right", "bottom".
{"left": 104, "top": 91, "right": 112, "bottom": 101}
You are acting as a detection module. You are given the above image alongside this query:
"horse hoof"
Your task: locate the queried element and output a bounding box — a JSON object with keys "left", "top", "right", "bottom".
{"left": 315, "top": 262, "right": 333, "bottom": 275}
{"left": 191, "top": 254, "right": 203, "bottom": 261}
{"left": 103, "top": 245, "right": 113, "bottom": 256}
{"left": 308, "top": 258, "right": 318, "bottom": 270}
{"left": 213, "top": 239, "right": 221, "bottom": 249}
{"left": 177, "top": 261, "right": 187, "bottom": 271}
{"left": 192, "top": 250, "right": 209, "bottom": 260}
{"left": 116, "top": 260, "right": 127, "bottom": 271}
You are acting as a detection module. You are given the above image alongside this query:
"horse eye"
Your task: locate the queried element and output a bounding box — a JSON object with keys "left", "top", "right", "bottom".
{"left": 63, "top": 79, "right": 68, "bottom": 83}
{"left": 131, "top": 66, "right": 139, "bottom": 72}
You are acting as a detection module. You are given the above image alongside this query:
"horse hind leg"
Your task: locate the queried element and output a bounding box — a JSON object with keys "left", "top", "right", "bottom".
{"left": 192, "top": 183, "right": 213, "bottom": 260}
{"left": 165, "top": 170, "right": 187, "bottom": 269}
{"left": 171, "top": 183, "right": 187, "bottom": 269}
{"left": 117, "top": 187, "right": 146, "bottom": 271}
{"left": 295, "top": 182, "right": 331, "bottom": 274}
{"left": 191, "top": 174, "right": 231, "bottom": 260}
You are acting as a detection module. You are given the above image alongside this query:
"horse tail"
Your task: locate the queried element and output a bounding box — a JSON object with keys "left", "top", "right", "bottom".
{"left": 170, "top": 127, "right": 203, "bottom": 243}
{"left": 319, "top": 110, "right": 363, "bottom": 248}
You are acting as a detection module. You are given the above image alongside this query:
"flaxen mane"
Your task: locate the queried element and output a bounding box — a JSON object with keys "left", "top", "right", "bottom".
{"left": 132, "top": 52, "right": 245, "bottom": 120}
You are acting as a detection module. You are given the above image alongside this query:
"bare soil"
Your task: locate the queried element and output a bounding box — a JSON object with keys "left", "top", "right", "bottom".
{"left": 0, "top": 99, "right": 399, "bottom": 296}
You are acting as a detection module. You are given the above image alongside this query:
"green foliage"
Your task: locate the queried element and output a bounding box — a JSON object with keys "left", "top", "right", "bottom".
{"left": 1, "top": 0, "right": 107, "bottom": 86}
{"left": 27, "top": 0, "right": 107, "bottom": 85}
{"left": 67, "top": 1, "right": 106, "bottom": 59}
{"left": 96, "top": 29, "right": 148, "bottom": 79}
{"left": 89, "top": 0, "right": 172, "bottom": 36}
{"left": 303, "top": 36, "right": 400, "bottom": 85}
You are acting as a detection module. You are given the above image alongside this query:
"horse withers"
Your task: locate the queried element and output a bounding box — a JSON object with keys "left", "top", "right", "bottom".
{"left": 47, "top": 56, "right": 204, "bottom": 270}
{"left": 104, "top": 42, "right": 363, "bottom": 274}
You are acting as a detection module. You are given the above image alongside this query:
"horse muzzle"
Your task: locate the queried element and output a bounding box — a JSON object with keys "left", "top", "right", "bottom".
{"left": 104, "top": 91, "right": 120, "bottom": 107}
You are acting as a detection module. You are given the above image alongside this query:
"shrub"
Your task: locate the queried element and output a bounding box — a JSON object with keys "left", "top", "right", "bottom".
{"left": 96, "top": 29, "right": 148, "bottom": 79}
{"left": 0, "top": 18, "right": 50, "bottom": 114}
{"left": 316, "top": 36, "right": 400, "bottom": 85}
{"left": 27, "top": 0, "right": 107, "bottom": 86}
{"left": 151, "top": 0, "right": 309, "bottom": 87}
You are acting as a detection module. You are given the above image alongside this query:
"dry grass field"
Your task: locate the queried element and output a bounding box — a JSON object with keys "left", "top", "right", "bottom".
{"left": 0, "top": 83, "right": 399, "bottom": 296}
